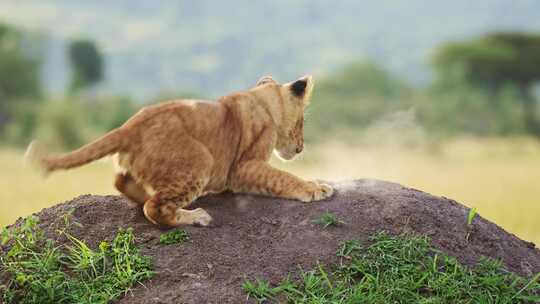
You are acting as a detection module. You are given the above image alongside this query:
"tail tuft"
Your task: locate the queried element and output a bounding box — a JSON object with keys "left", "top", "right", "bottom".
{"left": 24, "top": 140, "right": 51, "bottom": 177}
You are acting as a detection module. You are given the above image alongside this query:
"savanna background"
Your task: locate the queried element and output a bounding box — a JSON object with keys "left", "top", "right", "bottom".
{"left": 0, "top": 1, "right": 539, "bottom": 246}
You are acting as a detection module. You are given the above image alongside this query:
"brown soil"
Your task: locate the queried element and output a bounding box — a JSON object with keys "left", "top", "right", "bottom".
{"left": 6, "top": 179, "right": 540, "bottom": 303}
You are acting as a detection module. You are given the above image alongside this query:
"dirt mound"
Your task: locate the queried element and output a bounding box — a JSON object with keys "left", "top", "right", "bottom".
{"left": 10, "top": 179, "right": 540, "bottom": 303}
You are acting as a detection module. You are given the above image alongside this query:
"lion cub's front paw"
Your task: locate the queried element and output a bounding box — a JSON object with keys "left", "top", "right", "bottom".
{"left": 176, "top": 208, "right": 213, "bottom": 226}
{"left": 300, "top": 182, "right": 334, "bottom": 203}
{"left": 192, "top": 208, "right": 213, "bottom": 226}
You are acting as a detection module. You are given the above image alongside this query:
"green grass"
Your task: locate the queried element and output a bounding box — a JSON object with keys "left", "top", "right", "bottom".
{"left": 159, "top": 229, "right": 189, "bottom": 245}
{"left": 467, "top": 207, "right": 478, "bottom": 226}
{"left": 0, "top": 216, "right": 154, "bottom": 304}
{"left": 244, "top": 232, "right": 540, "bottom": 303}
{"left": 314, "top": 211, "right": 345, "bottom": 228}
{"left": 466, "top": 208, "right": 478, "bottom": 241}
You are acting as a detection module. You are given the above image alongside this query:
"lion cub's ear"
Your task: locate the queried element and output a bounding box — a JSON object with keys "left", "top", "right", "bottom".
{"left": 291, "top": 79, "right": 307, "bottom": 97}
{"left": 289, "top": 75, "right": 314, "bottom": 104}
{"left": 256, "top": 75, "right": 276, "bottom": 86}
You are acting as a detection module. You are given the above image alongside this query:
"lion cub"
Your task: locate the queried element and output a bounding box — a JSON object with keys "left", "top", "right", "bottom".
{"left": 27, "top": 75, "right": 334, "bottom": 227}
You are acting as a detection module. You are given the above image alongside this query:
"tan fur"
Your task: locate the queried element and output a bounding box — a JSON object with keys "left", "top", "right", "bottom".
{"left": 27, "top": 75, "right": 334, "bottom": 227}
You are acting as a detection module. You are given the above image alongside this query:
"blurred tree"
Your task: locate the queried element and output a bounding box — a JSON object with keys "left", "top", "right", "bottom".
{"left": 88, "top": 96, "right": 138, "bottom": 131}
{"left": 0, "top": 22, "right": 42, "bottom": 129}
{"left": 433, "top": 32, "right": 540, "bottom": 136}
{"left": 306, "top": 62, "right": 411, "bottom": 142}
{"left": 32, "top": 99, "right": 96, "bottom": 149}
{"left": 317, "top": 62, "right": 405, "bottom": 98}
{"left": 68, "top": 39, "right": 104, "bottom": 94}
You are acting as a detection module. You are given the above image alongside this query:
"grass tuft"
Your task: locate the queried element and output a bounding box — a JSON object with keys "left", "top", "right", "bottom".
{"left": 244, "top": 232, "right": 540, "bottom": 303}
{"left": 314, "top": 211, "right": 345, "bottom": 228}
{"left": 159, "top": 229, "right": 190, "bottom": 245}
{"left": 466, "top": 207, "right": 479, "bottom": 241}
{"left": 0, "top": 216, "right": 154, "bottom": 304}
{"left": 467, "top": 207, "right": 478, "bottom": 226}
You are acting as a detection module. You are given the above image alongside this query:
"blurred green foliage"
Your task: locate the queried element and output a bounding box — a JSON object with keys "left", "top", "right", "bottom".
{"left": 0, "top": 24, "right": 42, "bottom": 99}
{"left": 0, "top": 22, "right": 42, "bottom": 131}
{"left": 306, "top": 63, "right": 413, "bottom": 142}
{"left": 3, "top": 96, "right": 138, "bottom": 150}
{"left": 307, "top": 66, "right": 531, "bottom": 143}
{"left": 434, "top": 33, "right": 540, "bottom": 89}
{"left": 68, "top": 39, "right": 104, "bottom": 94}
{"left": 433, "top": 32, "right": 540, "bottom": 135}
{"left": 0, "top": 24, "right": 134, "bottom": 150}
{"left": 306, "top": 33, "right": 540, "bottom": 142}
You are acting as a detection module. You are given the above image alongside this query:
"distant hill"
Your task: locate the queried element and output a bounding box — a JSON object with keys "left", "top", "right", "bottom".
{"left": 1, "top": 0, "right": 540, "bottom": 100}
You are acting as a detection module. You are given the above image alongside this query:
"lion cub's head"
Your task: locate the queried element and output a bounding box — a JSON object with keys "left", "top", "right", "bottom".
{"left": 255, "top": 75, "right": 314, "bottom": 161}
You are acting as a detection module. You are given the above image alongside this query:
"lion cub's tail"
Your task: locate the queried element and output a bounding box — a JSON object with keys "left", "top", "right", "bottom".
{"left": 25, "top": 128, "right": 125, "bottom": 176}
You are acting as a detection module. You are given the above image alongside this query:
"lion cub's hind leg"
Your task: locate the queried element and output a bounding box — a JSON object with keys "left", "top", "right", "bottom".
{"left": 114, "top": 172, "right": 149, "bottom": 205}
{"left": 141, "top": 138, "right": 214, "bottom": 227}
{"left": 143, "top": 177, "right": 213, "bottom": 227}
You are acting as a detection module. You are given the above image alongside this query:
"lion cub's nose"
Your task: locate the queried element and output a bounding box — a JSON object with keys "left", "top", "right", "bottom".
{"left": 296, "top": 146, "right": 303, "bottom": 153}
